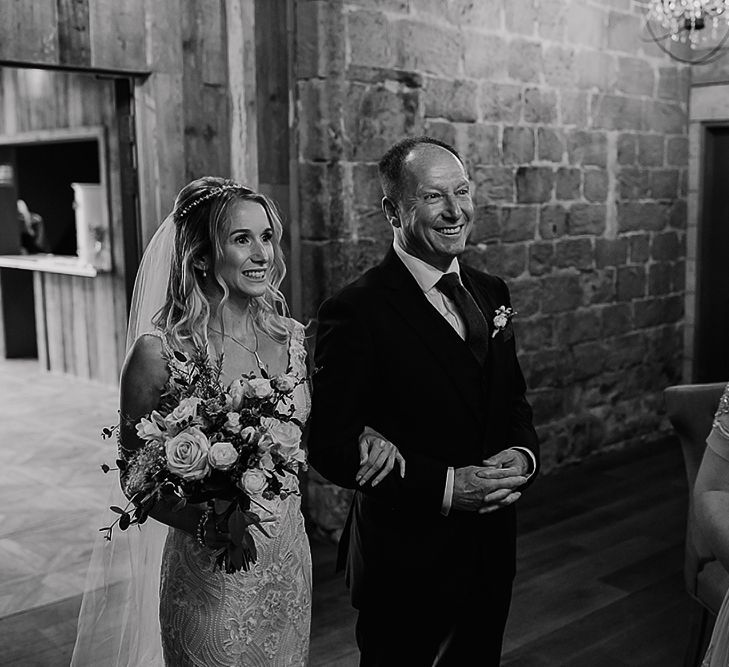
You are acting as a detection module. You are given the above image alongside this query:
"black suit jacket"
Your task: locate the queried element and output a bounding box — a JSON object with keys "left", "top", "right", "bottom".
{"left": 308, "top": 248, "right": 539, "bottom": 609}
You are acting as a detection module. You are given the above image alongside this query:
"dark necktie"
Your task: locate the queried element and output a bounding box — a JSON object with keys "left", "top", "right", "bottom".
{"left": 436, "top": 272, "right": 490, "bottom": 366}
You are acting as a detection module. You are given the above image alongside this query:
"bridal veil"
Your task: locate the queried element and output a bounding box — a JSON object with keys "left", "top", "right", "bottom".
{"left": 71, "top": 216, "right": 175, "bottom": 666}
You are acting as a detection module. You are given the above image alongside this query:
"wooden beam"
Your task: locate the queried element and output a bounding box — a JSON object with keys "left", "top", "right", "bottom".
{"left": 135, "top": 0, "right": 185, "bottom": 247}
{"left": 0, "top": 0, "right": 59, "bottom": 66}
{"left": 56, "top": 0, "right": 91, "bottom": 68}
{"left": 88, "top": 0, "right": 146, "bottom": 72}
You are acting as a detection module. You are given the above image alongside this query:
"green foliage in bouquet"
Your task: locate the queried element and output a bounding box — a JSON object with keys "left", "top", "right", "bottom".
{"left": 100, "top": 346, "right": 308, "bottom": 573}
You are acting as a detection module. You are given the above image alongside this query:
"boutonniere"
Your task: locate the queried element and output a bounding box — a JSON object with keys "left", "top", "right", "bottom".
{"left": 492, "top": 306, "right": 516, "bottom": 338}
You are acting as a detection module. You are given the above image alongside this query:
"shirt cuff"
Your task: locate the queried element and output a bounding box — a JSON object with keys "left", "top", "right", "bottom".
{"left": 510, "top": 447, "right": 536, "bottom": 479}
{"left": 440, "top": 466, "right": 455, "bottom": 516}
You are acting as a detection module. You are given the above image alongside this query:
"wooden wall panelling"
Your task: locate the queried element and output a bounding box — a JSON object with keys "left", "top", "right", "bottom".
{"left": 0, "top": 272, "right": 5, "bottom": 358}
{"left": 0, "top": 0, "right": 150, "bottom": 74}
{"left": 59, "top": 273, "right": 75, "bottom": 373}
{"left": 44, "top": 273, "right": 64, "bottom": 372}
{"left": 56, "top": 0, "right": 92, "bottom": 68}
{"left": 135, "top": 0, "right": 185, "bottom": 248}
{"left": 182, "top": 0, "right": 230, "bottom": 181}
{"left": 82, "top": 271, "right": 99, "bottom": 379}
{"left": 7, "top": 68, "right": 99, "bottom": 133}
{"left": 0, "top": 0, "right": 59, "bottom": 66}
{"left": 75, "top": 71, "right": 108, "bottom": 127}
{"left": 100, "top": 76, "right": 128, "bottom": 377}
{"left": 92, "top": 273, "right": 118, "bottom": 384}
{"left": 0, "top": 69, "right": 15, "bottom": 136}
{"left": 32, "top": 272, "right": 49, "bottom": 371}
{"left": 88, "top": 0, "right": 147, "bottom": 73}
{"left": 71, "top": 275, "right": 90, "bottom": 379}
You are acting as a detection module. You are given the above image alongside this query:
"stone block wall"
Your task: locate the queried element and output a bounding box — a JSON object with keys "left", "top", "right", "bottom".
{"left": 296, "top": 0, "right": 690, "bottom": 535}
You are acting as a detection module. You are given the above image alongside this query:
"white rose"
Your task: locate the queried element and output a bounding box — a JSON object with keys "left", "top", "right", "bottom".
{"left": 262, "top": 417, "right": 301, "bottom": 451}
{"left": 136, "top": 411, "right": 165, "bottom": 441}
{"left": 262, "top": 418, "right": 303, "bottom": 464}
{"left": 240, "top": 426, "right": 258, "bottom": 444}
{"left": 224, "top": 412, "right": 241, "bottom": 432}
{"left": 239, "top": 469, "right": 268, "bottom": 495}
{"left": 271, "top": 373, "right": 298, "bottom": 393}
{"left": 245, "top": 378, "right": 274, "bottom": 399}
{"left": 209, "top": 441, "right": 239, "bottom": 471}
{"left": 258, "top": 450, "right": 275, "bottom": 471}
{"left": 165, "top": 426, "right": 210, "bottom": 480}
{"left": 164, "top": 397, "right": 201, "bottom": 428}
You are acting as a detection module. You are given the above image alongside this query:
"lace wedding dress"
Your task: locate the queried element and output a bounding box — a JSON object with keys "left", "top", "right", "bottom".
{"left": 155, "top": 323, "right": 312, "bottom": 667}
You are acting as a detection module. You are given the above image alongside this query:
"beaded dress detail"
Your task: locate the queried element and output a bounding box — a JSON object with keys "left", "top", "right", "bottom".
{"left": 153, "top": 323, "right": 312, "bottom": 667}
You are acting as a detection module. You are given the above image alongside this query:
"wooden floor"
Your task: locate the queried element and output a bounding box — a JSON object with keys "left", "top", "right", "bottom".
{"left": 0, "top": 359, "right": 698, "bottom": 666}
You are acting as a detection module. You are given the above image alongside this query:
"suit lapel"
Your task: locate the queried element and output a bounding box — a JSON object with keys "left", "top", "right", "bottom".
{"left": 375, "top": 250, "right": 485, "bottom": 423}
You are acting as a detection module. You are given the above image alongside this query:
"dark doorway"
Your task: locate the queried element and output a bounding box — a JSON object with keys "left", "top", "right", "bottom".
{"left": 695, "top": 125, "right": 729, "bottom": 382}
{"left": 16, "top": 140, "right": 100, "bottom": 255}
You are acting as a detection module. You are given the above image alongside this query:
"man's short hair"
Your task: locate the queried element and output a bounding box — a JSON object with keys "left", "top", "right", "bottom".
{"left": 378, "top": 136, "right": 464, "bottom": 202}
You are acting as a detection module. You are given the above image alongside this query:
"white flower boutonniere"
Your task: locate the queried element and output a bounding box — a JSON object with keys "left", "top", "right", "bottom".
{"left": 492, "top": 306, "right": 517, "bottom": 338}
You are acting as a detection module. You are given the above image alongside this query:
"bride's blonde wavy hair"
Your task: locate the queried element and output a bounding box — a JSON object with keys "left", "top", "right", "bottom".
{"left": 153, "top": 176, "right": 290, "bottom": 351}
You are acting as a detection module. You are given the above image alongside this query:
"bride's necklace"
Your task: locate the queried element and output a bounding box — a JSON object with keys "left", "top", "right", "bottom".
{"left": 208, "top": 325, "right": 267, "bottom": 373}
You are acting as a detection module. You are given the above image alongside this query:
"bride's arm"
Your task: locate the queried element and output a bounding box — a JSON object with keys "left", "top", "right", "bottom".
{"left": 119, "top": 335, "right": 226, "bottom": 547}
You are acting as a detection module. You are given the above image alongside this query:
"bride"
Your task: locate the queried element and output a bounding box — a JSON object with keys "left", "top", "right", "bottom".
{"left": 71, "top": 177, "right": 399, "bottom": 666}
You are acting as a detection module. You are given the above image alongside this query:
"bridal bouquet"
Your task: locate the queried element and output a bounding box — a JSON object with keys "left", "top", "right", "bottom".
{"left": 100, "top": 346, "right": 308, "bottom": 573}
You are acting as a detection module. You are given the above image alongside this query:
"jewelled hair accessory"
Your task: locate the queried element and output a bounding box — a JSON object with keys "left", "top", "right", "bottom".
{"left": 176, "top": 184, "right": 248, "bottom": 220}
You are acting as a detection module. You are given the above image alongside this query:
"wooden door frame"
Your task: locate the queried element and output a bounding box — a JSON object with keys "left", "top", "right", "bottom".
{"left": 693, "top": 121, "right": 729, "bottom": 382}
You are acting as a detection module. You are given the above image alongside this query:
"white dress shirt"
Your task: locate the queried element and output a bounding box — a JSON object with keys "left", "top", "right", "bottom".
{"left": 392, "top": 239, "right": 535, "bottom": 515}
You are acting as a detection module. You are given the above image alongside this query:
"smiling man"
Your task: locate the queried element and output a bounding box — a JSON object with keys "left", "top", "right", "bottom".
{"left": 308, "top": 136, "right": 539, "bottom": 666}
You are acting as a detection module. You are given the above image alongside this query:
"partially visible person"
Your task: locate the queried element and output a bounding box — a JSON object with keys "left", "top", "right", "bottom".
{"left": 308, "top": 136, "right": 539, "bottom": 666}
{"left": 73, "top": 177, "right": 312, "bottom": 666}
{"left": 17, "top": 199, "right": 46, "bottom": 253}
{"left": 694, "top": 381, "right": 729, "bottom": 666}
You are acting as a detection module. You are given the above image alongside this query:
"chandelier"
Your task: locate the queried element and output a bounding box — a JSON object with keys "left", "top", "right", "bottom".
{"left": 645, "top": 0, "right": 729, "bottom": 63}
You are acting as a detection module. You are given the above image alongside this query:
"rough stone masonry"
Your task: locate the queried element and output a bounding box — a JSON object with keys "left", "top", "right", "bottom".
{"left": 295, "top": 0, "right": 689, "bottom": 540}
